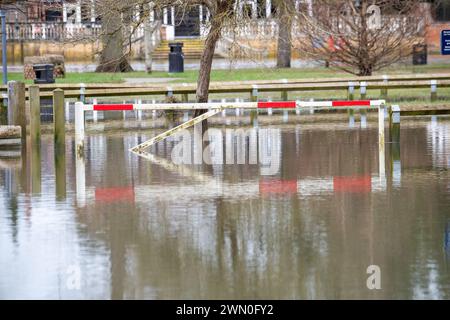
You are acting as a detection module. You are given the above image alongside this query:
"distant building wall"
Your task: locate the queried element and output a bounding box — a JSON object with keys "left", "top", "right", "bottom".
{"left": 0, "top": 41, "right": 144, "bottom": 64}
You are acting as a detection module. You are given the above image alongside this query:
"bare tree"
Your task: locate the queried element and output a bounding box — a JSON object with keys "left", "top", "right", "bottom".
{"left": 295, "top": 0, "right": 432, "bottom": 76}
{"left": 274, "top": 0, "right": 296, "bottom": 68}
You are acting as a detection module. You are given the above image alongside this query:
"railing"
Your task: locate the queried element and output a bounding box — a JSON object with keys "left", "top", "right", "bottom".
{"left": 5, "top": 22, "right": 145, "bottom": 42}
{"left": 223, "top": 19, "right": 279, "bottom": 39}
{"left": 5, "top": 22, "right": 102, "bottom": 41}
{"left": 216, "top": 36, "right": 268, "bottom": 60}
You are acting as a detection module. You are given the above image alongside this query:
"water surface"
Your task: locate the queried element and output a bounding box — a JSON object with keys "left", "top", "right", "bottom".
{"left": 0, "top": 117, "right": 449, "bottom": 299}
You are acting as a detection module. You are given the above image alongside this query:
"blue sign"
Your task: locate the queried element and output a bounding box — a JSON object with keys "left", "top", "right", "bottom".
{"left": 442, "top": 30, "right": 450, "bottom": 55}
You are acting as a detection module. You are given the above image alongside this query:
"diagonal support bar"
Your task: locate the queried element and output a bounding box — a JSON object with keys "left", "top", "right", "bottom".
{"left": 130, "top": 108, "right": 223, "bottom": 154}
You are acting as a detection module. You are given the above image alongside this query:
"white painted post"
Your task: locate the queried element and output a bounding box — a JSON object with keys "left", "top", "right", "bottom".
{"left": 171, "top": 7, "right": 175, "bottom": 26}
{"left": 283, "top": 110, "right": 289, "bottom": 123}
{"left": 388, "top": 104, "right": 401, "bottom": 144}
{"left": 76, "top": 153, "right": 86, "bottom": 207}
{"left": 167, "top": 86, "right": 173, "bottom": 98}
{"left": 348, "top": 81, "right": 355, "bottom": 100}
{"left": 221, "top": 99, "right": 226, "bottom": 117}
{"left": 75, "top": 102, "right": 85, "bottom": 157}
{"left": 65, "top": 101, "right": 70, "bottom": 123}
{"left": 361, "top": 110, "right": 367, "bottom": 129}
{"left": 79, "top": 83, "right": 86, "bottom": 103}
{"left": 431, "top": 80, "right": 437, "bottom": 101}
{"left": 348, "top": 109, "right": 355, "bottom": 128}
{"left": 92, "top": 98, "right": 98, "bottom": 123}
{"left": 163, "top": 7, "right": 168, "bottom": 25}
{"left": 63, "top": 4, "right": 68, "bottom": 23}
{"left": 266, "top": 0, "right": 271, "bottom": 18}
{"left": 360, "top": 81, "right": 367, "bottom": 99}
{"left": 90, "top": 0, "right": 96, "bottom": 23}
{"left": 309, "top": 98, "right": 315, "bottom": 114}
{"left": 76, "top": 0, "right": 82, "bottom": 24}
{"left": 381, "top": 75, "right": 388, "bottom": 99}
{"left": 378, "top": 104, "right": 386, "bottom": 184}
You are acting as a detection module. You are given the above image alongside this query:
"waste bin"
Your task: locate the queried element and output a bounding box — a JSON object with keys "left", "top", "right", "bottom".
{"left": 412, "top": 44, "right": 427, "bottom": 65}
{"left": 168, "top": 42, "right": 184, "bottom": 73}
{"left": 33, "top": 64, "right": 55, "bottom": 84}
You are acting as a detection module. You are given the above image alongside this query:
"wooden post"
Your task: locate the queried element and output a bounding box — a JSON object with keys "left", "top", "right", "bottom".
{"left": 53, "top": 88, "right": 66, "bottom": 199}
{"left": 31, "top": 136, "right": 41, "bottom": 194}
{"left": 360, "top": 81, "right": 367, "bottom": 100}
{"left": 55, "top": 142, "right": 66, "bottom": 200}
{"left": 79, "top": 83, "right": 86, "bottom": 103}
{"left": 29, "top": 85, "right": 41, "bottom": 147}
{"left": 29, "top": 85, "right": 41, "bottom": 194}
{"left": 389, "top": 106, "right": 401, "bottom": 187}
{"left": 250, "top": 85, "right": 258, "bottom": 126}
{"left": 281, "top": 90, "right": 288, "bottom": 101}
{"left": 348, "top": 81, "right": 355, "bottom": 100}
{"left": 381, "top": 75, "right": 388, "bottom": 99}
{"left": 53, "top": 89, "right": 65, "bottom": 149}
{"left": 360, "top": 109, "right": 367, "bottom": 128}
{"left": 430, "top": 80, "right": 437, "bottom": 102}
{"left": 389, "top": 105, "right": 401, "bottom": 144}
{"left": 182, "top": 93, "right": 188, "bottom": 103}
{"left": 348, "top": 108, "right": 355, "bottom": 128}
{"left": 166, "top": 86, "right": 173, "bottom": 99}
{"left": 7, "top": 81, "right": 26, "bottom": 141}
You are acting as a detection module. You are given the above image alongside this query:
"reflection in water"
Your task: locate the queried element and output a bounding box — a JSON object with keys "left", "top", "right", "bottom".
{"left": 0, "top": 119, "right": 449, "bottom": 299}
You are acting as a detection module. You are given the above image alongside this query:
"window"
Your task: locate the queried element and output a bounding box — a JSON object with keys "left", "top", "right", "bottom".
{"left": 257, "top": 0, "right": 266, "bottom": 19}
{"left": 436, "top": 0, "right": 450, "bottom": 21}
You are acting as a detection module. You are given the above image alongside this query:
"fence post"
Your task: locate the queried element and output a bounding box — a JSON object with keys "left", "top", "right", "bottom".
{"left": 348, "top": 81, "right": 355, "bottom": 100}
{"left": 53, "top": 89, "right": 65, "bottom": 149}
{"left": 182, "top": 93, "right": 188, "bottom": 103}
{"left": 360, "top": 81, "right": 367, "bottom": 100}
{"left": 381, "top": 75, "right": 388, "bottom": 99}
{"left": 389, "top": 105, "right": 401, "bottom": 144}
{"left": 75, "top": 102, "right": 85, "bottom": 157}
{"left": 29, "top": 85, "right": 41, "bottom": 147}
{"left": 7, "top": 81, "right": 26, "bottom": 142}
{"left": 166, "top": 86, "right": 173, "bottom": 99}
{"left": 348, "top": 108, "right": 355, "bottom": 128}
{"left": 251, "top": 85, "right": 258, "bottom": 126}
{"left": 430, "top": 80, "right": 437, "bottom": 102}
{"left": 281, "top": 79, "right": 288, "bottom": 101}
{"left": 378, "top": 103, "right": 386, "bottom": 184}
{"left": 79, "top": 83, "right": 86, "bottom": 103}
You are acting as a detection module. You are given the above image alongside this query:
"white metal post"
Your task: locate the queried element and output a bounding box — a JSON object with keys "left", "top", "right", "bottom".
{"left": 76, "top": 153, "right": 86, "bottom": 207}
{"left": 75, "top": 102, "right": 85, "bottom": 157}
{"left": 378, "top": 104, "right": 386, "bottom": 184}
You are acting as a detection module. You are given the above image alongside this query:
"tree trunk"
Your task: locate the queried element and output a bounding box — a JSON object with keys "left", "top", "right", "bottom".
{"left": 144, "top": 21, "right": 154, "bottom": 74}
{"left": 96, "top": 9, "right": 133, "bottom": 72}
{"left": 194, "top": 17, "right": 222, "bottom": 130}
{"left": 276, "top": 5, "right": 292, "bottom": 68}
{"left": 358, "top": 3, "right": 371, "bottom": 76}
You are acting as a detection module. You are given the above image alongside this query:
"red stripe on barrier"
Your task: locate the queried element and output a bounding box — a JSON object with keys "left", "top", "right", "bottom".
{"left": 332, "top": 100, "right": 371, "bottom": 107}
{"left": 93, "top": 104, "right": 134, "bottom": 111}
{"left": 95, "top": 187, "right": 135, "bottom": 203}
{"left": 333, "top": 176, "right": 372, "bottom": 193}
{"left": 258, "top": 101, "right": 296, "bottom": 109}
{"left": 259, "top": 179, "right": 298, "bottom": 195}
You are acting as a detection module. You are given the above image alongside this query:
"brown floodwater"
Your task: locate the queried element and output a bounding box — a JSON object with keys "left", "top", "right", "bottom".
{"left": 0, "top": 115, "right": 449, "bottom": 299}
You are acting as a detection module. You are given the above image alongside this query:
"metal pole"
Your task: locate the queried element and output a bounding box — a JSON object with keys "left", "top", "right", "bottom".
{"left": 1, "top": 10, "right": 7, "bottom": 85}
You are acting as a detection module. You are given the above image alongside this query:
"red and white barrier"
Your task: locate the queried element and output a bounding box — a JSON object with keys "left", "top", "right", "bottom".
{"left": 74, "top": 99, "right": 386, "bottom": 156}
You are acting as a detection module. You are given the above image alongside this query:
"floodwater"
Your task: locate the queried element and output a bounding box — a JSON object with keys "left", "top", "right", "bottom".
{"left": 0, "top": 115, "right": 449, "bottom": 299}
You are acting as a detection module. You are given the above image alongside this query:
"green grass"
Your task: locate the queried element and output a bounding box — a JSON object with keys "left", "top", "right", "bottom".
{"left": 3, "top": 61, "right": 450, "bottom": 85}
